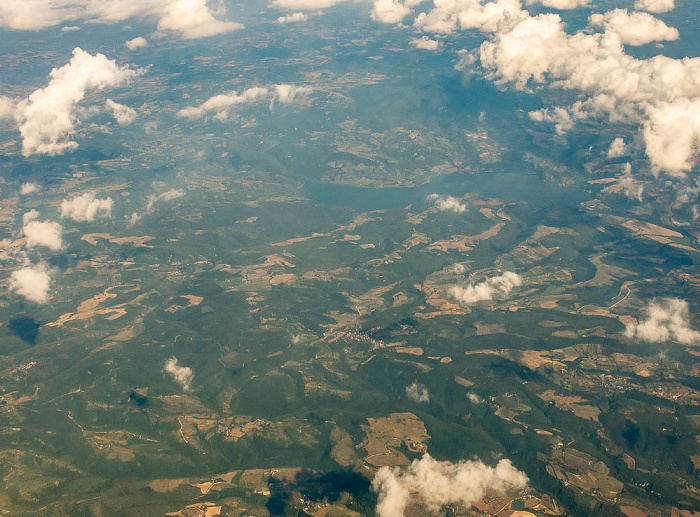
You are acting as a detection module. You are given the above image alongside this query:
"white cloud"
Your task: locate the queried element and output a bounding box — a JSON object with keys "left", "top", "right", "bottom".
{"left": 105, "top": 99, "right": 137, "bottom": 126}
{"left": 277, "top": 12, "right": 308, "bottom": 23}
{"left": 529, "top": 105, "right": 584, "bottom": 135}
{"left": 526, "top": 0, "right": 588, "bottom": 8}
{"left": 619, "top": 174, "right": 643, "bottom": 202}
{"left": 614, "top": 163, "right": 644, "bottom": 201}
{"left": 271, "top": 0, "right": 348, "bottom": 8}
{"left": 157, "top": 0, "right": 243, "bottom": 39}
{"left": 127, "top": 212, "right": 141, "bottom": 227}
{"left": 589, "top": 9, "right": 679, "bottom": 46}
{"left": 406, "top": 382, "right": 430, "bottom": 403}
{"left": 7, "top": 48, "right": 142, "bottom": 157}
{"left": 392, "top": 1, "right": 699, "bottom": 174}
{"left": 178, "top": 84, "right": 311, "bottom": 119}
{"left": 125, "top": 36, "right": 148, "bottom": 50}
{"left": 455, "top": 49, "right": 477, "bottom": 71}
{"left": 625, "top": 298, "right": 700, "bottom": 345}
{"left": 274, "top": 84, "right": 312, "bottom": 105}
{"left": 449, "top": 271, "right": 522, "bottom": 304}
{"left": 164, "top": 357, "right": 194, "bottom": 391}
{"left": 410, "top": 35, "right": 440, "bottom": 50}
{"left": 22, "top": 210, "right": 63, "bottom": 250}
{"left": 372, "top": 454, "right": 528, "bottom": 517}
{"left": 467, "top": 392, "right": 482, "bottom": 404}
{"left": 178, "top": 86, "right": 269, "bottom": 119}
{"left": 607, "top": 137, "right": 627, "bottom": 158}
{"left": 60, "top": 192, "right": 114, "bottom": 222}
{"left": 475, "top": 9, "right": 700, "bottom": 175}
{"left": 145, "top": 188, "right": 185, "bottom": 212}
{"left": 0, "top": 96, "right": 15, "bottom": 120}
{"left": 20, "top": 183, "right": 38, "bottom": 195}
{"left": 0, "top": 0, "right": 82, "bottom": 30}
{"left": 0, "top": 0, "right": 242, "bottom": 39}
{"left": 634, "top": 0, "right": 674, "bottom": 14}
{"left": 642, "top": 99, "right": 700, "bottom": 174}
{"left": 9, "top": 264, "right": 52, "bottom": 304}
{"left": 372, "top": 0, "right": 412, "bottom": 24}
{"left": 428, "top": 193, "right": 466, "bottom": 213}
{"left": 413, "top": 0, "right": 526, "bottom": 35}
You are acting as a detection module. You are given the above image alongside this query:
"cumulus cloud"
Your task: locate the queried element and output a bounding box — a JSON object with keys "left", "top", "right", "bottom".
{"left": 0, "top": 0, "right": 242, "bottom": 38}
{"left": 634, "top": 0, "right": 674, "bottom": 14}
{"left": 526, "top": 0, "right": 588, "bottom": 8}
{"left": 642, "top": 99, "right": 700, "bottom": 174}
{"left": 406, "top": 382, "right": 430, "bottom": 403}
{"left": 22, "top": 210, "right": 63, "bottom": 250}
{"left": 607, "top": 137, "right": 627, "bottom": 158}
{"left": 145, "top": 188, "right": 186, "bottom": 212}
{"left": 164, "top": 357, "right": 194, "bottom": 391}
{"left": 0, "top": 0, "right": 81, "bottom": 30}
{"left": 428, "top": 193, "right": 466, "bottom": 213}
{"left": 105, "top": 99, "right": 137, "bottom": 125}
{"left": 271, "top": 0, "right": 348, "bottom": 8}
{"left": 372, "top": 0, "right": 412, "bottom": 24}
{"left": 125, "top": 36, "right": 148, "bottom": 50}
{"left": 5, "top": 48, "right": 142, "bottom": 156}
{"left": 372, "top": 454, "right": 528, "bottom": 517}
{"left": 449, "top": 271, "right": 522, "bottom": 304}
{"left": 473, "top": 7, "right": 700, "bottom": 175}
{"left": 589, "top": 9, "right": 679, "bottom": 46}
{"left": 410, "top": 35, "right": 440, "bottom": 50}
{"left": 414, "top": 0, "right": 526, "bottom": 34}
{"left": 625, "top": 298, "right": 700, "bottom": 345}
{"left": 397, "top": 0, "right": 700, "bottom": 174}
{"left": 178, "top": 84, "right": 311, "bottom": 119}
{"left": 157, "top": 0, "right": 243, "bottom": 39}
{"left": 9, "top": 264, "right": 52, "bottom": 303}
{"left": 20, "top": 183, "right": 38, "bottom": 195}
{"left": 60, "top": 192, "right": 114, "bottom": 222}
{"left": 277, "top": 12, "right": 308, "bottom": 23}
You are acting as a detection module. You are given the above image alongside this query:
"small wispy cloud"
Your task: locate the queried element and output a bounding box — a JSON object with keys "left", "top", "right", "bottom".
{"left": 277, "top": 12, "right": 308, "bottom": 23}
{"left": 406, "top": 382, "right": 430, "bottom": 403}
{"left": 164, "top": 357, "right": 194, "bottom": 391}
{"left": 177, "top": 84, "right": 311, "bottom": 120}
{"left": 145, "top": 189, "right": 185, "bottom": 213}
{"left": 428, "top": 194, "right": 466, "bottom": 213}
{"left": 449, "top": 272, "right": 522, "bottom": 305}
{"left": 105, "top": 99, "right": 137, "bottom": 125}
